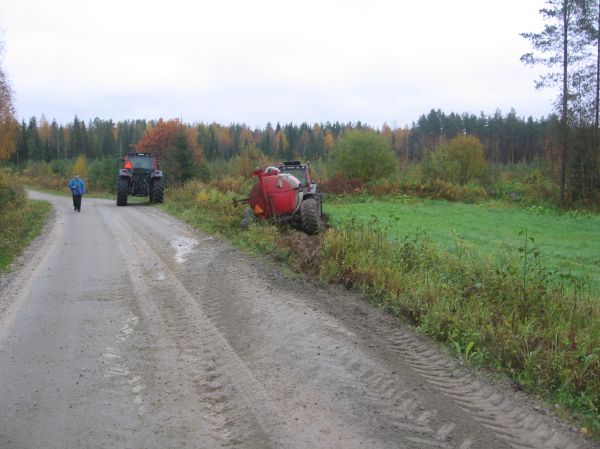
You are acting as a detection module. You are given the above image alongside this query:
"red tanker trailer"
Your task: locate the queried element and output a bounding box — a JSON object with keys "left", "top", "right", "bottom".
{"left": 235, "top": 162, "right": 323, "bottom": 235}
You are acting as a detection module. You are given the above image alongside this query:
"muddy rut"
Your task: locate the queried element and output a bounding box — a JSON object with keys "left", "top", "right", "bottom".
{"left": 0, "top": 192, "right": 594, "bottom": 449}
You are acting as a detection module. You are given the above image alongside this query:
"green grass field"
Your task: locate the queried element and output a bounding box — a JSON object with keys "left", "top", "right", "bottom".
{"left": 325, "top": 197, "right": 600, "bottom": 293}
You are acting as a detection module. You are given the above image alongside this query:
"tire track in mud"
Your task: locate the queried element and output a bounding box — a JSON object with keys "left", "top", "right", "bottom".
{"left": 101, "top": 208, "right": 284, "bottom": 449}
{"left": 366, "top": 326, "right": 584, "bottom": 449}
{"left": 102, "top": 308, "right": 145, "bottom": 415}
{"left": 314, "top": 286, "right": 593, "bottom": 449}
{"left": 179, "top": 249, "right": 481, "bottom": 449}
{"left": 176, "top": 240, "right": 592, "bottom": 449}
{"left": 121, "top": 215, "right": 394, "bottom": 448}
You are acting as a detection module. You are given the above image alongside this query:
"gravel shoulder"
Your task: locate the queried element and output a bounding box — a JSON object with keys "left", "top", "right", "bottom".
{"left": 0, "top": 191, "right": 595, "bottom": 449}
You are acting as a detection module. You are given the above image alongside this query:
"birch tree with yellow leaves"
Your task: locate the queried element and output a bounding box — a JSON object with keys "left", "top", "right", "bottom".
{"left": 0, "top": 50, "right": 18, "bottom": 161}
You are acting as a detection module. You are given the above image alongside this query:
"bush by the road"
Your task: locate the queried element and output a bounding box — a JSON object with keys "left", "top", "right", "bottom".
{"left": 0, "top": 170, "right": 50, "bottom": 271}
{"left": 14, "top": 157, "right": 118, "bottom": 194}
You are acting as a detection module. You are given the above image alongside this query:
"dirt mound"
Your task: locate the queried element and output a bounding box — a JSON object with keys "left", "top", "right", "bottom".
{"left": 279, "top": 229, "right": 324, "bottom": 274}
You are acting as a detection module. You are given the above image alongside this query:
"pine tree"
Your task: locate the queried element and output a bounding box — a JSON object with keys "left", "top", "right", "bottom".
{"left": 521, "top": 0, "right": 589, "bottom": 205}
{"left": 575, "top": 0, "right": 600, "bottom": 198}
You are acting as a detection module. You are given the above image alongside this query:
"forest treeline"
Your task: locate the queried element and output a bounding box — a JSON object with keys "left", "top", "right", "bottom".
{"left": 10, "top": 108, "right": 597, "bottom": 205}
{"left": 11, "top": 110, "right": 554, "bottom": 165}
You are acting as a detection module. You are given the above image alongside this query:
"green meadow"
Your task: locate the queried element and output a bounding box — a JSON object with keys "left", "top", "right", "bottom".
{"left": 324, "top": 197, "right": 600, "bottom": 293}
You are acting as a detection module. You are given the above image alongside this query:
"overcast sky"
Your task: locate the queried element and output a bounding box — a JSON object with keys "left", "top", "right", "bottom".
{"left": 1, "top": 0, "right": 555, "bottom": 128}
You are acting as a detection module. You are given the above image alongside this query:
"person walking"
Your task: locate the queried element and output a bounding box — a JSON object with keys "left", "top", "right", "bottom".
{"left": 68, "top": 172, "right": 86, "bottom": 212}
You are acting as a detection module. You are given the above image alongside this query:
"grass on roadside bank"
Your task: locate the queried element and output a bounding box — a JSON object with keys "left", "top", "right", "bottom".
{"left": 325, "top": 196, "right": 600, "bottom": 293}
{"left": 0, "top": 172, "right": 51, "bottom": 272}
{"left": 161, "top": 181, "right": 599, "bottom": 437}
{"left": 160, "top": 181, "right": 291, "bottom": 261}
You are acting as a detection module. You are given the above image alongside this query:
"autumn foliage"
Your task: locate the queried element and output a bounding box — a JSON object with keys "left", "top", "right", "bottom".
{"left": 71, "top": 155, "right": 88, "bottom": 179}
{"left": 447, "top": 135, "right": 486, "bottom": 185}
{"left": 0, "top": 68, "right": 17, "bottom": 161}
{"left": 133, "top": 119, "right": 204, "bottom": 184}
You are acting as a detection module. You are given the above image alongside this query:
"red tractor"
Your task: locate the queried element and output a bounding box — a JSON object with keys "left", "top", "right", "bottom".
{"left": 116, "top": 152, "right": 163, "bottom": 206}
{"left": 236, "top": 161, "right": 323, "bottom": 235}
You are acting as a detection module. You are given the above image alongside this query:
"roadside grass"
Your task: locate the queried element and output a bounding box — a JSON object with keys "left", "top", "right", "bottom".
{"left": 160, "top": 184, "right": 599, "bottom": 437}
{"left": 324, "top": 196, "right": 600, "bottom": 293}
{"left": 0, "top": 172, "right": 51, "bottom": 272}
{"left": 160, "top": 181, "right": 291, "bottom": 262}
{"left": 321, "top": 221, "right": 599, "bottom": 434}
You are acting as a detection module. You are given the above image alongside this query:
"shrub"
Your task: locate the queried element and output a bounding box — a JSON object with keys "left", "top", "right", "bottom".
{"left": 319, "top": 174, "right": 365, "bottom": 194}
{"left": 88, "top": 157, "right": 118, "bottom": 193}
{"left": 523, "top": 169, "right": 559, "bottom": 203}
{"left": 403, "top": 179, "right": 488, "bottom": 202}
{"left": 231, "top": 144, "right": 269, "bottom": 179}
{"left": 330, "top": 130, "right": 396, "bottom": 182}
{"left": 208, "top": 175, "right": 253, "bottom": 194}
{"left": 366, "top": 178, "right": 401, "bottom": 196}
{"left": 0, "top": 169, "right": 25, "bottom": 208}
{"left": 71, "top": 155, "right": 88, "bottom": 180}
{"left": 447, "top": 135, "right": 486, "bottom": 185}
{"left": 48, "top": 159, "right": 72, "bottom": 177}
{"left": 21, "top": 160, "right": 66, "bottom": 191}
{"left": 0, "top": 170, "right": 49, "bottom": 271}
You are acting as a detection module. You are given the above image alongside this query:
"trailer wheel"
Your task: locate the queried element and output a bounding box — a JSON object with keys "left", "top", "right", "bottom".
{"left": 300, "top": 197, "right": 321, "bottom": 235}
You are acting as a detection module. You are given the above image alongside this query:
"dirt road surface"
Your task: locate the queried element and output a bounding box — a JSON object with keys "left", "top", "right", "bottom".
{"left": 0, "top": 192, "right": 595, "bottom": 449}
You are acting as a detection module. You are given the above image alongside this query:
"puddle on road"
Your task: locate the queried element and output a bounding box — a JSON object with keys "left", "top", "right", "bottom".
{"left": 170, "top": 236, "right": 199, "bottom": 263}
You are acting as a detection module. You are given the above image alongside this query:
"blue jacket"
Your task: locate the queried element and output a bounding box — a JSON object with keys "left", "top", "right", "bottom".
{"left": 69, "top": 178, "right": 85, "bottom": 196}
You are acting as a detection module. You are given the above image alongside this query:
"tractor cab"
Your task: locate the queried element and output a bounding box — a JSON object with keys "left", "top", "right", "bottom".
{"left": 278, "top": 161, "right": 316, "bottom": 193}
{"left": 122, "top": 153, "right": 157, "bottom": 173}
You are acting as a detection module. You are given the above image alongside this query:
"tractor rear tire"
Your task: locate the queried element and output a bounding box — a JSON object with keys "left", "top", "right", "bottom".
{"left": 152, "top": 178, "right": 164, "bottom": 203}
{"left": 117, "top": 177, "right": 128, "bottom": 206}
{"left": 300, "top": 197, "right": 321, "bottom": 235}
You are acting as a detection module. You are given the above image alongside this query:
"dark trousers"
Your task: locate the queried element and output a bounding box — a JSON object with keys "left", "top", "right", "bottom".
{"left": 72, "top": 195, "right": 82, "bottom": 211}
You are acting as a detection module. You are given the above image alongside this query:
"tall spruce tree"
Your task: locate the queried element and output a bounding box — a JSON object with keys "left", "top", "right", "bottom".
{"left": 26, "top": 117, "right": 40, "bottom": 160}
{"left": 173, "top": 130, "right": 196, "bottom": 185}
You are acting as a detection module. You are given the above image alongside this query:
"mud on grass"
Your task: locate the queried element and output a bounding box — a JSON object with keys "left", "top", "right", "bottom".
{"left": 278, "top": 230, "right": 324, "bottom": 274}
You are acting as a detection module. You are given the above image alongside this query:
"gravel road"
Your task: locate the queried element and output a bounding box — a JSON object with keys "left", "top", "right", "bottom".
{"left": 0, "top": 191, "right": 595, "bottom": 449}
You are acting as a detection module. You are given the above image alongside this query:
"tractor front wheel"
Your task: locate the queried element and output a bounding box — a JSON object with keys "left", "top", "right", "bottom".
{"left": 117, "top": 177, "right": 128, "bottom": 206}
{"left": 300, "top": 197, "right": 321, "bottom": 235}
{"left": 152, "top": 178, "right": 164, "bottom": 203}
